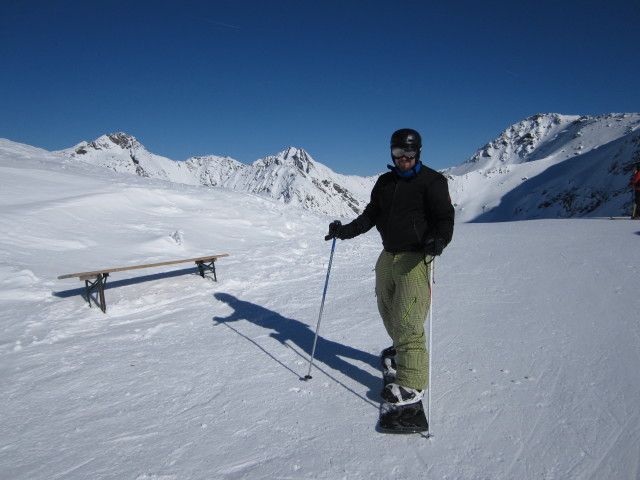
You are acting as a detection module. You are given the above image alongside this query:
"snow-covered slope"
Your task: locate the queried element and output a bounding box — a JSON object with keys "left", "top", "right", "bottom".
{"left": 445, "top": 113, "right": 640, "bottom": 222}
{"left": 1, "top": 138, "right": 639, "bottom": 479}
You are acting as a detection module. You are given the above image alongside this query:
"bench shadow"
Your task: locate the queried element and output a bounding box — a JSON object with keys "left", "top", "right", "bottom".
{"left": 53, "top": 267, "right": 206, "bottom": 299}
{"left": 213, "top": 292, "right": 381, "bottom": 403}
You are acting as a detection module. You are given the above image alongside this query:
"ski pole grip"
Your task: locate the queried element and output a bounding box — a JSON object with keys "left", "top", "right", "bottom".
{"left": 325, "top": 220, "right": 342, "bottom": 241}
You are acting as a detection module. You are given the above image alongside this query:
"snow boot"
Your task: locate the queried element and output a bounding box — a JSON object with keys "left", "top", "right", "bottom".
{"left": 381, "top": 346, "right": 397, "bottom": 386}
{"left": 379, "top": 383, "right": 428, "bottom": 434}
{"left": 377, "top": 355, "right": 429, "bottom": 434}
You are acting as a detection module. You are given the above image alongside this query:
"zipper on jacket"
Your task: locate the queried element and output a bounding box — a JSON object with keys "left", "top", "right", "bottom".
{"left": 383, "top": 180, "right": 401, "bottom": 242}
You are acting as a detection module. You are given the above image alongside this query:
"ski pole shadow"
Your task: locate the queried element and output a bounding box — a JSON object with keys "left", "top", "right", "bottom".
{"left": 212, "top": 292, "right": 381, "bottom": 403}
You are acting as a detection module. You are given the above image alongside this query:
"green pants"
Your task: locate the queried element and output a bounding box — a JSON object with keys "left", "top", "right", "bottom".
{"left": 375, "top": 251, "right": 431, "bottom": 391}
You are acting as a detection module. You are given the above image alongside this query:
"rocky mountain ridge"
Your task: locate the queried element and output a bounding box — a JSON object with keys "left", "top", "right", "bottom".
{"left": 444, "top": 113, "right": 640, "bottom": 221}
{"left": 58, "top": 112, "right": 640, "bottom": 221}
{"left": 62, "top": 137, "right": 375, "bottom": 218}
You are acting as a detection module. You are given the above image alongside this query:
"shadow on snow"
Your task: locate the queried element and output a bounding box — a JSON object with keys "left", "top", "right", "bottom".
{"left": 212, "top": 292, "right": 381, "bottom": 404}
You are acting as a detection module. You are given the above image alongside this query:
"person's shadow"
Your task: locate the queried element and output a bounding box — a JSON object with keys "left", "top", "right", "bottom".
{"left": 213, "top": 292, "right": 381, "bottom": 403}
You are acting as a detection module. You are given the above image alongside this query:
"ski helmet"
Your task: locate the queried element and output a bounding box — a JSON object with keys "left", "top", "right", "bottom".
{"left": 390, "top": 128, "right": 422, "bottom": 148}
{"left": 390, "top": 128, "right": 422, "bottom": 162}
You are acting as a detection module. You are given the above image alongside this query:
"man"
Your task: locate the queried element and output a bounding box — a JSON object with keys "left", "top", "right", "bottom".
{"left": 326, "top": 128, "right": 454, "bottom": 422}
{"left": 631, "top": 163, "right": 640, "bottom": 219}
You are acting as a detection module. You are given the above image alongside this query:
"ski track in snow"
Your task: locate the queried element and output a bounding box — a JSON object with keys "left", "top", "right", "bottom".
{"left": 1, "top": 139, "right": 640, "bottom": 479}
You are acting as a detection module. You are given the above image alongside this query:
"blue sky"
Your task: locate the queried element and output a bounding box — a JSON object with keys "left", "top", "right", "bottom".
{"left": 2, "top": 0, "right": 639, "bottom": 176}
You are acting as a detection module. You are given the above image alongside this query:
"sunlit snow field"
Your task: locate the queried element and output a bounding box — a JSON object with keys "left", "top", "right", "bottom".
{"left": 1, "top": 139, "right": 639, "bottom": 480}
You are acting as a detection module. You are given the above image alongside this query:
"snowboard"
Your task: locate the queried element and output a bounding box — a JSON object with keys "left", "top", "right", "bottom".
{"left": 377, "top": 347, "right": 429, "bottom": 435}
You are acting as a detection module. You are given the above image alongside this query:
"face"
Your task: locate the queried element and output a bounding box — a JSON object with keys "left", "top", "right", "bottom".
{"left": 394, "top": 155, "right": 417, "bottom": 173}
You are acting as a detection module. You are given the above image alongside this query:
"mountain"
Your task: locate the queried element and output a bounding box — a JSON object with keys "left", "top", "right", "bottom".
{"left": 445, "top": 113, "right": 640, "bottom": 222}
{"left": 216, "top": 147, "right": 375, "bottom": 217}
{"left": 60, "top": 135, "right": 376, "bottom": 218}
{"left": 58, "top": 112, "right": 640, "bottom": 222}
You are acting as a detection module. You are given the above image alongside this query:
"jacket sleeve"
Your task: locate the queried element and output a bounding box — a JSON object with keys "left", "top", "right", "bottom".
{"left": 338, "top": 179, "right": 381, "bottom": 238}
{"left": 424, "top": 175, "right": 455, "bottom": 246}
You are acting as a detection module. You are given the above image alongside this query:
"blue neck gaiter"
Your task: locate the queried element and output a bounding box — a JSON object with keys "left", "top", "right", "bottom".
{"left": 389, "top": 161, "right": 422, "bottom": 178}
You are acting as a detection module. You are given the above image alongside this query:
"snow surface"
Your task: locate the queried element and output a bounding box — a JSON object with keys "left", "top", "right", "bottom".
{"left": 1, "top": 139, "right": 640, "bottom": 479}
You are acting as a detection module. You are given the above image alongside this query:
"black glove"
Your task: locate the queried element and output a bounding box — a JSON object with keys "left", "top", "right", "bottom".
{"left": 326, "top": 220, "right": 342, "bottom": 240}
{"left": 326, "top": 220, "right": 359, "bottom": 241}
{"left": 423, "top": 236, "right": 446, "bottom": 256}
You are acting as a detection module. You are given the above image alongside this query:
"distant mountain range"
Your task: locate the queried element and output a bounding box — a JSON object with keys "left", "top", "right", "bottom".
{"left": 57, "top": 112, "right": 640, "bottom": 221}
{"left": 60, "top": 133, "right": 375, "bottom": 218}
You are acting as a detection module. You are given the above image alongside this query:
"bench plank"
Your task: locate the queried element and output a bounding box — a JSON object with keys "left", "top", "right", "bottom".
{"left": 58, "top": 254, "right": 229, "bottom": 279}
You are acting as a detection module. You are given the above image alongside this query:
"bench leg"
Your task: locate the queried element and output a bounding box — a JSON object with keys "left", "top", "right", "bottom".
{"left": 84, "top": 273, "right": 109, "bottom": 313}
{"left": 195, "top": 260, "right": 218, "bottom": 281}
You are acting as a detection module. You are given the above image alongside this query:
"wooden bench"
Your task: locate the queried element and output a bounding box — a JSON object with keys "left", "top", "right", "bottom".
{"left": 58, "top": 254, "right": 229, "bottom": 313}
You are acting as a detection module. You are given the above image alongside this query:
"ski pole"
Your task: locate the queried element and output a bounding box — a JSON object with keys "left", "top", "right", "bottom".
{"left": 426, "top": 258, "right": 435, "bottom": 433}
{"left": 304, "top": 237, "right": 337, "bottom": 380}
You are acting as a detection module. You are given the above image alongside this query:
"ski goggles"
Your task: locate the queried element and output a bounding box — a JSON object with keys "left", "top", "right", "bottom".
{"left": 391, "top": 145, "right": 420, "bottom": 159}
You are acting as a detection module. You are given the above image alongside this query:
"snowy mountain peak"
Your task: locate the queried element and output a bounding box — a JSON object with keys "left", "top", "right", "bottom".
{"left": 60, "top": 132, "right": 175, "bottom": 179}
{"left": 461, "top": 113, "right": 640, "bottom": 174}
{"left": 236, "top": 147, "right": 370, "bottom": 216}
{"left": 253, "top": 147, "right": 317, "bottom": 175}
{"left": 445, "top": 112, "right": 640, "bottom": 221}
{"left": 461, "top": 113, "right": 581, "bottom": 171}
{"left": 101, "top": 132, "right": 142, "bottom": 150}
{"left": 72, "top": 132, "right": 144, "bottom": 155}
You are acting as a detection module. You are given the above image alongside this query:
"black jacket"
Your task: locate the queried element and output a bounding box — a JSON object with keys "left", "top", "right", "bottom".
{"left": 344, "top": 163, "right": 455, "bottom": 252}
